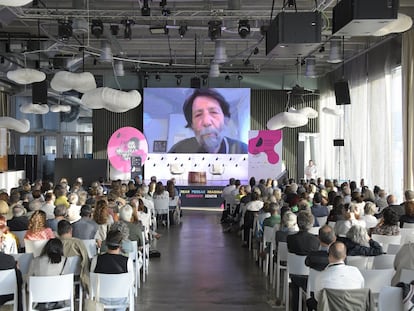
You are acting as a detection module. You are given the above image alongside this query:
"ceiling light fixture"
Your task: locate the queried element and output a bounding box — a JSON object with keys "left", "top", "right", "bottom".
{"left": 114, "top": 60, "right": 125, "bottom": 77}
{"left": 201, "top": 74, "right": 208, "bottom": 86}
{"left": 149, "top": 25, "right": 168, "bottom": 35}
{"left": 0, "top": 0, "right": 32, "bottom": 6}
{"left": 238, "top": 19, "right": 251, "bottom": 38}
{"left": 209, "top": 63, "right": 220, "bottom": 78}
{"left": 175, "top": 74, "right": 182, "bottom": 86}
{"left": 327, "top": 40, "right": 343, "bottom": 64}
{"left": 178, "top": 24, "right": 187, "bottom": 38}
{"left": 155, "top": 73, "right": 161, "bottom": 81}
{"left": 100, "top": 41, "right": 113, "bottom": 63}
{"left": 208, "top": 20, "right": 222, "bottom": 41}
{"left": 225, "top": 74, "right": 230, "bottom": 82}
{"left": 91, "top": 19, "right": 104, "bottom": 38}
{"left": 141, "top": 0, "right": 151, "bottom": 16}
{"left": 305, "top": 56, "right": 317, "bottom": 77}
{"left": 213, "top": 40, "right": 227, "bottom": 64}
{"left": 58, "top": 20, "right": 73, "bottom": 41}
{"left": 122, "top": 19, "right": 135, "bottom": 39}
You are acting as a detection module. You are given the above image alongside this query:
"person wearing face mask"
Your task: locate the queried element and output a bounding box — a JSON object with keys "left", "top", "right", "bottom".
{"left": 168, "top": 88, "right": 247, "bottom": 154}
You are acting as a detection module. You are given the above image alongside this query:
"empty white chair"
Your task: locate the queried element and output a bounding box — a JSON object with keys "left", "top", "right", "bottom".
{"left": 28, "top": 273, "right": 74, "bottom": 311}
{"left": 286, "top": 253, "right": 309, "bottom": 311}
{"left": 360, "top": 268, "right": 394, "bottom": 296}
{"left": 387, "top": 243, "right": 401, "bottom": 254}
{"left": 169, "top": 195, "right": 181, "bottom": 225}
{"left": 129, "top": 240, "right": 143, "bottom": 296}
{"left": 0, "top": 269, "right": 18, "bottom": 311}
{"left": 24, "top": 239, "right": 48, "bottom": 257}
{"left": 11, "top": 230, "right": 27, "bottom": 250}
{"left": 170, "top": 163, "right": 185, "bottom": 181}
{"left": 316, "top": 216, "right": 328, "bottom": 226}
{"left": 274, "top": 242, "right": 288, "bottom": 301}
{"left": 403, "top": 222, "right": 414, "bottom": 228}
{"left": 373, "top": 254, "right": 396, "bottom": 269}
{"left": 399, "top": 268, "right": 414, "bottom": 284}
{"left": 346, "top": 256, "right": 371, "bottom": 270}
{"left": 81, "top": 239, "right": 98, "bottom": 259}
{"left": 378, "top": 286, "right": 403, "bottom": 311}
{"left": 261, "top": 225, "right": 278, "bottom": 278}
{"left": 371, "top": 234, "right": 402, "bottom": 252}
{"left": 89, "top": 272, "right": 134, "bottom": 311}
{"left": 153, "top": 196, "right": 170, "bottom": 228}
{"left": 65, "top": 256, "right": 83, "bottom": 310}
{"left": 400, "top": 228, "right": 414, "bottom": 244}
{"left": 209, "top": 163, "right": 225, "bottom": 180}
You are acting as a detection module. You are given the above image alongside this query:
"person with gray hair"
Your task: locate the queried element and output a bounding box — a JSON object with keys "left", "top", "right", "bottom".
{"left": 7, "top": 203, "right": 29, "bottom": 231}
{"left": 100, "top": 221, "right": 133, "bottom": 255}
{"left": 119, "top": 204, "right": 144, "bottom": 247}
{"left": 361, "top": 201, "right": 379, "bottom": 229}
{"left": 46, "top": 205, "right": 67, "bottom": 232}
{"left": 337, "top": 225, "right": 383, "bottom": 256}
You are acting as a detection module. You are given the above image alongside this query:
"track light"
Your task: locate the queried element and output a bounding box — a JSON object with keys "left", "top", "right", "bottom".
{"left": 225, "top": 75, "right": 230, "bottom": 82}
{"left": 327, "top": 40, "right": 342, "bottom": 64}
{"left": 237, "top": 74, "right": 243, "bottom": 81}
{"left": 201, "top": 74, "right": 208, "bottom": 86}
{"left": 141, "top": 0, "right": 150, "bottom": 16}
{"left": 208, "top": 20, "right": 222, "bottom": 41}
{"left": 58, "top": 20, "right": 73, "bottom": 41}
{"left": 100, "top": 41, "right": 113, "bottom": 63}
{"left": 305, "top": 56, "right": 317, "bottom": 77}
{"left": 91, "top": 19, "right": 104, "bottom": 38}
{"left": 178, "top": 24, "right": 187, "bottom": 38}
{"left": 155, "top": 73, "right": 161, "bottom": 81}
{"left": 175, "top": 74, "right": 182, "bottom": 86}
{"left": 238, "top": 20, "right": 251, "bottom": 38}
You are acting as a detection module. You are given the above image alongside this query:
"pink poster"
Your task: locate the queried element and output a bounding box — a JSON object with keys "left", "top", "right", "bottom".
{"left": 107, "top": 127, "right": 148, "bottom": 173}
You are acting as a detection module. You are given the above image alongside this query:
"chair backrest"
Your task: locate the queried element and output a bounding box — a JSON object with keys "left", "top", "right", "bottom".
{"left": 371, "top": 234, "right": 402, "bottom": 252}
{"left": 400, "top": 228, "right": 414, "bottom": 244}
{"left": 327, "top": 221, "right": 336, "bottom": 228}
{"left": 346, "top": 256, "right": 370, "bottom": 270}
{"left": 360, "top": 268, "right": 394, "bottom": 294}
{"left": 316, "top": 216, "right": 328, "bottom": 226}
{"left": 28, "top": 273, "right": 74, "bottom": 309}
{"left": 170, "top": 163, "right": 184, "bottom": 175}
{"left": 318, "top": 288, "right": 372, "bottom": 310}
{"left": 89, "top": 272, "right": 134, "bottom": 303}
{"left": 169, "top": 196, "right": 179, "bottom": 208}
{"left": 81, "top": 239, "right": 98, "bottom": 259}
{"left": 399, "top": 268, "right": 414, "bottom": 284}
{"left": 403, "top": 222, "right": 414, "bottom": 229}
{"left": 386, "top": 243, "right": 401, "bottom": 255}
{"left": 277, "top": 242, "right": 288, "bottom": 263}
{"left": 372, "top": 254, "right": 396, "bottom": 269}
{"left": 263, "top": 226, "right": 277, "bottom": 247}
{"left": 24, "top": 239, "right": 48, "bottom": 257}
{"left": 0, "top": 269, "right": 17, "bottom": 301}
{"left": 306, "top": 268, "right": 322, "bottom": 298}
{"left": 11, "top": 230, "right": 27, "bottom": 249}
{"left": 11, "top": 253, "right": 33, "bottom": 276}
{"left": 153, "top": 196, "right": 169, "bottom": 215}
{"left": 64, "top": 256, "right": 82, "bottom": 276}
{"left": 287, "top": 252, "right": 310, "bottom": 276}
{"left": 308, "top": 226, "right": 320, "bottom": 235}
{"left": 210, "top": 163, "right": 224, "bottom": 175}
{"left": 378, "top": 286, "right": 403, "bottom": 311}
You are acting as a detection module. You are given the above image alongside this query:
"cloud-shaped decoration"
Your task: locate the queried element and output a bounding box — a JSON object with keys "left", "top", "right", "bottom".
{"left": 0, "top": 0, "right": 32, "bottom": 6}
{"left": 373, "top": 13, "right": 413, "bottom": 36}
{"left": 267, "top": 112, "right": 308, "bottom": 130}
{"left": 288, "top": 107, "right": 319, "bottom": 119}
{"left": 50, "top": 105, "right": 71, "bottom": 113}
{"left": 20, "top": 103, "right": 49, "bottom": 114}
{"left": 51, "top": 71, "right": 97, "bottom": 93}
{"left": 322, "top": 107, "right": 344, "bottom": 116}
{"left": 0, "top": 117, "right": 30, "bottom": 133}
{"left": 7, "top": 68, "right": 46, "bottom": 85}
{"left": 81, "top": 87, "right": 142, "bottom": 113}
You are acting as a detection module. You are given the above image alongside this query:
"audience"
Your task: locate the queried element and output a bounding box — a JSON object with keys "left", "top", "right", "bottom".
{"left": 71, "top": 204, "right": 99, "bottom": 240}
{"left": 93, "top": 199, "right": 114, "bottom": 248}
{"left": 371, "top": 208, "right": 400, "bottom": 235}
{"left": 338, "top": 225, "right": 383, "bottom": 256}
{"left": 399, "top": 201, "right": 414, "bottom": 228}
{"left": 0, "top": 215, "right": 18, "bottom": 254}
{"left": 7, "top": 203, "right": 29, "bottom": 231}
{"left": 25, "top": 210, "right": 55, "bottom": 240}
{"left": 47, "top": 205, "right": 67, "bottom": 232}
{"left": 334, "top": 203, "right": 365, "bottom": 237}
{"left": 361, "top": 202, "right": 379, "bottom": 230}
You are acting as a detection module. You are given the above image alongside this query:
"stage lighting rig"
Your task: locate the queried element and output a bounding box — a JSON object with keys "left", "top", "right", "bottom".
{"left": 58, "top": 20, "right": 73, "bottom": 41}
{"left": 122, "top": 19, "right": 135, "bottom": 39}
{"left": 178, "top": 24, "right": 187, "bottom": 38}
{"left": 91, "top": 19, "right": 104, "bottom": 38}
{"left": 208, "top": 20, "right": 222, "bottom": 41}
{"left": 238, "top": 20, "right": 251, "bottom": 38}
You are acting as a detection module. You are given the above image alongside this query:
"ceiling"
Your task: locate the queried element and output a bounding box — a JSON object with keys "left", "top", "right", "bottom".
{"left": 0, "top": 0, "right": 413, "bottom": 84}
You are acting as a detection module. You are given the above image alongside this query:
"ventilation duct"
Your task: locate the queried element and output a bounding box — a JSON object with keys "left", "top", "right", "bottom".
{"left": 213, "top": 40, "right": 227, "bottom": 64}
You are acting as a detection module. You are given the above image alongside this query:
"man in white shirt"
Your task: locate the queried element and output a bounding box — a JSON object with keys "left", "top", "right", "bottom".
{"left": 314, "top": 241, "right": 364, "bottom": 302}
{"left": 305, "top": 160, "right": 318, "bottom": 181}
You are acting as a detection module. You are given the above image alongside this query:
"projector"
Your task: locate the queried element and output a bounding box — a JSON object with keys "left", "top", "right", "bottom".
{"left": 266, "top": 11, "right": 322, "bottom": 58}
{"left": 332, "top": 0, "right": 398, "bottom": 36}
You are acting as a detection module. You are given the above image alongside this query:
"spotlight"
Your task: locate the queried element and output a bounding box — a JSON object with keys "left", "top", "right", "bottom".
{"left": 305, "top": 56, "right": 317, "bottom": 77}
{"left": 201, "top": 74, "right": 208, "bottom": 86}
{"left": 58, "top": 20, "right": 73, "bottom": 41}
{"left": 327, "top": 40, "right": 342, "bottom": 64}
{"left": 178, "top": 24, "right": 187, "bottom": 38}
{"left": 141, "top": 0, "right": 151, "bottom": 16}
{"left": 110, "top": 25, "right": 119, "bottom": 36}
{"left": 162, "top": 8, "right": 170, "bottom": 16}
{"left": 121, "top": 19, "right": 135, "bottom": 39}
{"left": 100, "top": 41, "right": 113, "bottom": 63}
{"left": 260, "top": 25, "right": 268, "bottom": 36}
{"left": 91, "top": 19, "right": 104, "bottom": 38}
{"left": 175, "top": 74, "right": 182, "bottom": 86}
{"left": 238, "top": 20, "right": 250, "bottom": 38}
{"left": 155, "top": 73, "right": 161, "bottom": 81}
{"left": 208, "top": 20, "right": 222, "bottom": 41}
{"left": 319, "top": 45, "right": 325, "bottom": 53}
{"left": 237, "top": 74, "right": 243, "bottom": 81}
{"left": 253, "top": 47, "right": 259, "bottom": 55}
{"left": 225, "top": 75, "right": 230, "bottom": 82}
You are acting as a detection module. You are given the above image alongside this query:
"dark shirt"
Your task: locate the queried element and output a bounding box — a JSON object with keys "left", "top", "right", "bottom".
{"left": 7, "top": 216, "right": 29, "bottom": 232}
{"left": 0, "top": 253, "right": 23, "bottom": 311}
{"left": 94, "top": 253, "right": 128, "bottom": 274}
{"left": 305, "top": 249, "right": 329, "bottom": 271}
{"left": 46, "top": 218, "right": 60, "bottom": 232}
{"left": 168, "top": 136, "right": 248, "bottom": 154}
{"left": 337, "top": 236, "right": 383, "bottom": 256}
{"left": 399, "top": 214, "right": 414, "bottom": 228}
{"left": 72, "top": 217, "right": 99, "bottom": 240}
{"left": 287, "top": 231, "right": 320, "bottom": 256}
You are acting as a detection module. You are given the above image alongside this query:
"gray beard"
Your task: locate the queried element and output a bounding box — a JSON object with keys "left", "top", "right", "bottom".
{"left": 196, "top": 128, "right": 223, "bottom": 153}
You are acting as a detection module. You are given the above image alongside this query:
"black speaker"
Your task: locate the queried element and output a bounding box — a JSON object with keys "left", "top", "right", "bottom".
{"left": 32, "top": 79, "right": 48, "bottom": 103}
{"left": 334, "top": 80, "right": 351, "bottom": 105}
{"left": 190, "top": 77, "right": 201, "bottom": 88}
{"left": 333, "top": 139, "right": 345, "bottom": 146}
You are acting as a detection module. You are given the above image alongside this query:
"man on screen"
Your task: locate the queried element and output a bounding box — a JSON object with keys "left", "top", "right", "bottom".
{"left": 168, "top": 89, "right": 248, "bottom": 154}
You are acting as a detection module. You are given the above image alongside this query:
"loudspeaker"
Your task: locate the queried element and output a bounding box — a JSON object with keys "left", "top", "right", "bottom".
{"left": 32, "top": 79, "right": 48, "bottom": 103}
{"left": 190, "top": 77, "right": 201, "bottom": 88}
{"left": 333, "top": 139, "right": 345, "bottom": 146}
{"left": 334, "top": 80, "right": 351, "bottom": 105}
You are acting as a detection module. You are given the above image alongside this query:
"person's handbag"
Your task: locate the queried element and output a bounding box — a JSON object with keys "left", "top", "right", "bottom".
{"left": 84, "top": 274, "right": 104, "bottom": 311}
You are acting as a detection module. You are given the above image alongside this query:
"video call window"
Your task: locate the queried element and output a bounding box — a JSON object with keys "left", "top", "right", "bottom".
{"left": 143, "top": 88, "right": 250, "bottom": 154}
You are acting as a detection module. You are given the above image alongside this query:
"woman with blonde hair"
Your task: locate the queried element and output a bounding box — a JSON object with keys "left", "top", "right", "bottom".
{"left": 0, "top": 215, "right": 17, "bottom": 254}
{"left": 24, "top": 210, "right": 55, "bottom": 240}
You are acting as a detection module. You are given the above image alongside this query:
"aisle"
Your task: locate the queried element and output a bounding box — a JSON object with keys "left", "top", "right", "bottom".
{"left": 136, "top": 209, "right": 281, "bottom": 311}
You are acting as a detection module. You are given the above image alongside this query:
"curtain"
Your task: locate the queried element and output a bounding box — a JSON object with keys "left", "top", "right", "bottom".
{"left": 402, "top": 29, "right": 414, "bottom": 191}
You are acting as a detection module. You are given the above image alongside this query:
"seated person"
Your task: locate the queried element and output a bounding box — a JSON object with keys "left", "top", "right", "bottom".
{"left": 337, "top": 225, "right": 383, "bottom": 256}
{"left": 334, "top": 203, "right": 366, "bottom": 237}
{"left": 371, "top": 208, "right": 400, "bottom": 236}
{"left": 400, "top": 201, "right": 414, "bottom": 228}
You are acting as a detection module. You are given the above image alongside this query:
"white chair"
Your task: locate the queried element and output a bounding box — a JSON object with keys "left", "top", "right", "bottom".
{"left": 274, "top": 242, "right": 288, "bottom": 301}
{"left": 141, "top": 231, "right": 149, "bottom": 283}
{"left": 81, "top": 239, "right": 98, "bottom": 259}
{"left": 153, "top": 196, "right": 170, "bottom": 228}
{"left": 286, "top": 253, "right": 309, "bottom": 311}
{"left": 316, "top": 216, "right": 328, "bottom": 226}
{"left": 400, "top": 228, "right": 414, "bottom": 244}
{"left": 11, "top": 230, "right": 27, "bottom": 250}
{"left": 306, "top": 268, "right": 322, "bottom": 299}
{"left": 169, "top": 195, "right": 181, "bottom": 225}
{"left": 170, "top": 163, "right": 185, "bottom": 181}
{"left": 403, "top": 222, "right": 414, "bottom": 228}
{"left": 371, "top": 234, "right": 402, "bottom": 252}
{"left": 399, "top": 268, "right": 414, "bottom": 284}
{"left": 308, "top": 226, "right": 320, "bottom": 235}
{"left": 89, "top": 272, "right": 134, "bottom": 311}
{"left": 0, "top": 269, "right": 18, "bottom": 311}
{"left": 387, "top": 243, "right": 401, "bottom": 254}
{"left": 209, "top": 163, "right": 225, "bottom": 180}
{"left": 248, "top": 214, "right": 259, "bottom": 257}
{"left": 11, "top": 253, "right": 33, "bottom": 277}
{"left": 129, "top": 240, "right": 143, "bottom": 297}
{"left": 378, "top": 286, "right": 403, "bottom": 311}
{"left": 65, "top": 256, "right": 83, "bottom": 311}
{"left": 28, "top": 273, "right": 74, "bottom": 311}
{"left": 327, "top": 221, "right": 336, "bottom": 228}
{"left": 373, "top": 254, "right": 396, "bottom": 269}
{"left": 346, "top": 256, "right": 371, "bottom": 270}
{"left": 360, "top": 268, "right": 394, "bottom": 296}
{"left": 261, "top": 225, "right": 278, "bottom": 278}
{"left": 24, "top": 239, "right": 48, "bottom": 257}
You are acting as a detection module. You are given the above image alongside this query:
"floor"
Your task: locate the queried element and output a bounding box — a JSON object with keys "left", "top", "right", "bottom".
{"left": 136, "top": 209, "right": 285, "bottom": 311}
